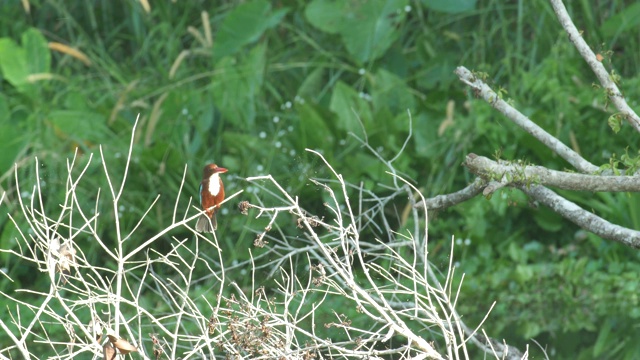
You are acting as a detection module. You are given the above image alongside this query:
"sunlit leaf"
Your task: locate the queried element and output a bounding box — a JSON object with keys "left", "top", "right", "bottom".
{"left": 213, "top": 0, "right": 288, "bottom": 59}
{"left": 305, "top": 0, "right": 408, "bottom": 63}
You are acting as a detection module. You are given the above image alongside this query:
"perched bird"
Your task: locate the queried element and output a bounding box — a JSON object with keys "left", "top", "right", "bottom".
{"left": 196, "top": 164, "right": 228, "bottom": 232}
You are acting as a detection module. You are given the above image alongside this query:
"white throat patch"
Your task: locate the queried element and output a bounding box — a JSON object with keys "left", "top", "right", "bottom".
{"left": 208, "top": 173, "right": 221, "bottom": 196}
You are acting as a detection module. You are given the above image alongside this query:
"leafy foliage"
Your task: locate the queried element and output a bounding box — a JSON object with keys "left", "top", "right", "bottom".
{"left": 1, "top": 0, "right": 640, "bottom": 358}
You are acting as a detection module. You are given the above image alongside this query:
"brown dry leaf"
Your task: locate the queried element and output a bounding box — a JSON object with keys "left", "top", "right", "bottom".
{"left": 103, "top": 342, "right": 116, "bottom": 360}
{"left": 57, "top": 244, "right": 76, "bottom": 274}
{"left": 107, "top": 334, "right": 138, "bottom": 355}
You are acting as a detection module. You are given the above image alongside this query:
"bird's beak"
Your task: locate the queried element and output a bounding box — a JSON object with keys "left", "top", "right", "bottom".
{"left": 216, "top": 167, "right": 228, "bottom": 174}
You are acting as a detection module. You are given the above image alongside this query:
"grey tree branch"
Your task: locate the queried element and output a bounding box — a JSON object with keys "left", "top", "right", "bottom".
{"left": 454, "top": 66, "right": 598, "bottom": 174}
{"left": 461, "top": 153, "right": 640, "bottom": 247}
{"left": 415, "top": 178, "right": 485, "bottom": 210}
{"left": 549, "top": 0, "right": 640, "bottom": 133}
{"left": 518, "top": 184, "right": 640, "bottom": 248}
{"left": 464, "top": 154, "right": 640, "bottom": 192}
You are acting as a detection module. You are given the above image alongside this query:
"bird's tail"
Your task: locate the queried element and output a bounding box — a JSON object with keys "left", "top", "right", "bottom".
{"left": 195, "top": 214, "right": 216, "bottom": 233}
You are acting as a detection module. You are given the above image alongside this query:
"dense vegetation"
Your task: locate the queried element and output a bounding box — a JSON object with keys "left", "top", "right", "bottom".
{"left": 1, "top": 0, "right": 640, "bottom": 358}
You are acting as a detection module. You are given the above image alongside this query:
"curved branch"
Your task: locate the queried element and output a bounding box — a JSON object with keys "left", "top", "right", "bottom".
{"left": 454, "top": 66, "right": 599, "bottom": 174}
{"left": 518, "top": 184, "right": 640, "bottom": 248}
{"left": 465, "top": 154, "right": 640, "bottom": 192}
{"left": 549, "top": 0, "right": 640, "bottom": 133}
{"left": 414, "top": 178, "right": 485, "bottom": 210}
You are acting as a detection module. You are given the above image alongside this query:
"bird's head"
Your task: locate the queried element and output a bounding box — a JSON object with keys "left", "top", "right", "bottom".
{"left": 202, "top": 164, "right": 228, "bottom": 178}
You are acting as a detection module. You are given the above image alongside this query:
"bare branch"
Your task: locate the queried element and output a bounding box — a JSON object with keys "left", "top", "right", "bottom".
{"left": 454, "top": 66, "right": 598, "bottom": 174}
{"left": 415, "top": 177, "right": 485, "bottom": 210}
{"left": 465, "top": 154, "right": 640, "bottom": 192}
{"left": 549, "top": 0, "right": 640, "bottom": 133}
{"left": 518, "top": 184, "right": 640, "bottom": 248}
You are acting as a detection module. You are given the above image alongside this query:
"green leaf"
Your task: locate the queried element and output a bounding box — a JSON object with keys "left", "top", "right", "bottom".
{"left": 294, "top": 102, "right": 334, "bottom": 150}
{"left": 0, "top": 38, "right": 28, "bottom": 88}
{"left": 600, "top": 3, "right": 640, "bottom": 37}
{"left": 421, "top": 0, "right": 477, "bottom": 13}
{"left": 533, "top": 208, "right": 563, "bottom": 232}
{"left": 515, "top": 264, "right": 534, "bottom": 282}
{"left": 592, "top": 320, "right": 614, "bottom": 356}
{"left": 48, "top": 110, "right": 110, "bottom": 146}
{"left": 0, "top": 28, "right": 50, "bottom": 94}
{"left": 211, "top": 43, "right": 266, "bottom": 128}
{"left": 297, "top": 67, "right": 326, "bottom": 100}
{"left": 213, "top": 0, "right": 288, "bottom": 60}
{"left": 304, "top": 0, "right": 348, "bottom": 34}
{"left": 372, "top": 69, "right": 415, "bottom": 113}
{"left": 607, "top": 113, "right": 622, "bottom": 133}
{"left": 305, "top": 0, "right": 408, "bottom": 63}
{"left": 0, "top": 95, "right": 26, "bottom": 172}
{"left": 508, "top": 242, "right": 527, "bottom": 263}
{"left": 22, "top": 28, "right": 51, "bottom": 75}
{"left": 329, "top": 81, "right": 372, "bottom": 135}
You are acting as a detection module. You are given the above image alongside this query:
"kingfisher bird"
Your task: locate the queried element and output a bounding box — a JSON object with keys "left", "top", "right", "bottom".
{"left": 196, "top": 164, "right": 228, "bottom": 232}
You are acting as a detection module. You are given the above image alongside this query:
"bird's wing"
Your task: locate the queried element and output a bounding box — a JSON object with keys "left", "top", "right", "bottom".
{"left": 199, "top": 183, "right": 203, "bottom": 206}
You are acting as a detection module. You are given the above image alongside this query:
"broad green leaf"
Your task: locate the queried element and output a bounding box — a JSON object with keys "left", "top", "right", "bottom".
{"left": 520, "top": 320, "right": 542, "bottom": 338}
{"left": 341, "top": 0, "right": 407, "bottom": 63}
{"left": 212, "top": 43, "right": 266, "bottom": 127}
{"left": 22, "top": 28, "right": 51, "bottom": 75}
{"left": 297, "top": 67, "right": 326, "bottom": 100}
{"left": 508, "top": 242, "right": 527, "bottom": 263}
{"left": 213, "top": 0, "right": 288, "bottom": 60}
{"left": 421, "top": 0, "right": 477, "bottom": 13}
{"left": 329, "top": 81, "right": 372, "bottom": 135}
{"left": 417, "top": 61, "right": 456, "bottom": 90}
{"left": 601, "top": 3, "right": 640, "bottom": 37}
{"left": 48, "top": 110, "right": 110, "bottom": 146}
{"left": 0, "top": 93, "right": 8, "bottom": 116}
{"left": 0, "top": 28, "right": 50, "bottom": 94}
{"left": 0, "top": 38, "right": 29, "bottom": 88}
{"left": 305, "top": 0, "right": 408, "bottom": 63}
{"left": 294, "top": 102, "right": 334, "bottom": 150}
{"left": 0, "top": 95, "right": 26, "bottom": 173}
{"left": 304, "top": 0, "right": 349, "bottom": 34}
{"left": 371, "top": 69, "right": 415, "bottom": 113}
{"left": 515, "top": 264, "right": 534, "bottom": 282}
